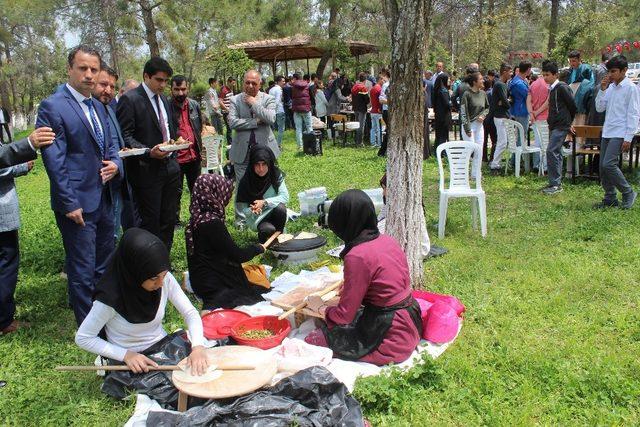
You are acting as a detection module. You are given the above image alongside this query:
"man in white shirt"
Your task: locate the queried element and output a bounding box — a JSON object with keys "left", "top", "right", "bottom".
{"left": 117, "top": 57, "right": 180, "bottom": 252}
{"left": 0, "top": 106, "right": 11, "bottom": 144}
{"left": 594, "top": 55, "right": 640, "bottom": 209}
{"left": 36, "top": 45, "right": 121, "bottom": 325}
{"left": 205, "top": 77, "right": 223, "bottom": 135}
{"left": 268, "top": 76, "right": 285, "bottom": 148}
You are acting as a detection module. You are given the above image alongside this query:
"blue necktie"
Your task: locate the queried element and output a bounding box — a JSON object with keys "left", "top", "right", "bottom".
{"left": 82, "top": 98, "right": 105, "bottom": 158}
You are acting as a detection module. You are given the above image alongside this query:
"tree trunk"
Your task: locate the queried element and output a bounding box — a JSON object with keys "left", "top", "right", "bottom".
{"left": 315, "top": 2, "right": 339, "bottom": 79}
{"left": 382, "top": 0, "right": 431, "bottom": 289}
{"left": 547, "top": 0, "right": 560, "bottom": 54}
{"left": 139, "top": 0, "right": 161, "bottom": 57}
{"left": 509, "top": 0, "right": 516, "bottom": 50}
{"left": 98, "top": 0, "right": 120, "bottom": 74}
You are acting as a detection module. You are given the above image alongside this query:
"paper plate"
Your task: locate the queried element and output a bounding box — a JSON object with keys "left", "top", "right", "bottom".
{"left": 202, "top": 309, "right": 251, "bottom": 340}
{"left": 118, "top": 148, "right": 148, "bottom": 158}
{"left": 159, "top": 143, "right": 191, "bottom": 152}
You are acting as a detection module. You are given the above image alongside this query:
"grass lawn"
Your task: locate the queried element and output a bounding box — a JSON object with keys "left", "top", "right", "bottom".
{"left": 1, "top": 129, "right": 640, "bottom": 425}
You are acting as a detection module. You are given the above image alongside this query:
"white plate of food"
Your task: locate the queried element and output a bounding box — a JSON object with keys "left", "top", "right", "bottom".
{"left": 118, "top": 148, "right": 148, "bottom": 158}
{"left": 159, "top": 143, "right": 191, "bottom": 152}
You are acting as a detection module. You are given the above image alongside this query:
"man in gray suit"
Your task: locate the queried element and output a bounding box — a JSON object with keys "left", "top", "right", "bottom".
{"left": 0, "top": 127, "right": 55, "bottom": 168}
{"left": 0, "top": 128, "right": 54, "bottom": 334}
{"left": 228, "top": 69, "right": 279, "bottom": 223}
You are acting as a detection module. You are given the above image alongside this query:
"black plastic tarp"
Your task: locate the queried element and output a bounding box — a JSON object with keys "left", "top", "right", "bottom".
{"left": 146, "top": 366, "right": 364, "bottom": 427}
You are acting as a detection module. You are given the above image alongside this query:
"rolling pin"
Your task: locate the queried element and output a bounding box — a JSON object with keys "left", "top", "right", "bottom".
{"left": 277, "top": 280, "right": 343, "bottom": 320}
{"left": 55, "top": 362, "right": 256, "bottom": 372}
{"left": 262, "top": 231, "right": 281, "bottom": 249}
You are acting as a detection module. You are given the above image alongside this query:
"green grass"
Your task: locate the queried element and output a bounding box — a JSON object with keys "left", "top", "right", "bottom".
{"left": 2, "top": 130, "right": 640, "bottom": 425}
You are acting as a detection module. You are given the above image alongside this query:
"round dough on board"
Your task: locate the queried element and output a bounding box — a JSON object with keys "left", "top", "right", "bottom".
{"left": 173, "top": 365, "right": 222, "bottom": 384}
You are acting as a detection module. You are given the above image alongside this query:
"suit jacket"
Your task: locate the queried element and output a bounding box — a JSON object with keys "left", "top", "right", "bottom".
{"left": 36, "top": 85, "right": 121, "bottom": 214}
{"left": 102, "top": 103, "right": 134, "bottom": 198}
{"left": 0, "top": 138, "right": 36, "bottom": 168}
{"left": 0, "top": 140, "right": 29, "bottom": 232}
{"left": 228, "top": 92, "right": 279, "bottom": 164}
{"left": 116, "top": 84, "right": 178, "bottom": 186}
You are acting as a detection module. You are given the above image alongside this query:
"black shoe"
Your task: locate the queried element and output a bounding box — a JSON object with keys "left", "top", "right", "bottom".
{"left": 593, "top": 199, "right": 619, "bottom": 209}
{"left": 621, "top": 191, "right": 637, "bottom": 209}
{"left": 542, "top": 185, "right": 563, "bottom": 195}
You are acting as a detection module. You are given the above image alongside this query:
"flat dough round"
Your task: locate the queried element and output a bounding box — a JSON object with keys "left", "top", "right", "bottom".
{"left": 172, "top": 365, "right": 222, "bottom": 384}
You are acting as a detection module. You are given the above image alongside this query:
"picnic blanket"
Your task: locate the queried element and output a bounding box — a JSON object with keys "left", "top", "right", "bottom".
{"left": 124, "top": 267, "right": 463, "bottom": 425}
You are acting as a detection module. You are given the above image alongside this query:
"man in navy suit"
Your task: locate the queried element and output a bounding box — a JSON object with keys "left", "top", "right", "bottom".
{"left": 117, "top": 57, "right": 179, "bottom": 253}
{"left": 93, "top": 62, "right": 139, "bottom": 237}
{"left": 36, "top": 45, "right": 121, "bottom": 326}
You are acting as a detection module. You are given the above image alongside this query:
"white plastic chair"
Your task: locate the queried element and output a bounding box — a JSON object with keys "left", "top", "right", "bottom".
{"left": 532, "top": 121, "right": 575, "bottom": 176}
{"left": 201, "top": 134, "right": 224, "bottom": 175}
{"left": 503, "top": 119, "right": 541, "bottom": 177}
{"left": 437, "top": 141, "right": 487, "bottom": 239}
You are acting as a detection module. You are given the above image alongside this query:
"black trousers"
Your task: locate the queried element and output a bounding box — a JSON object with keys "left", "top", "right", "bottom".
{"left": 257, "top": 203, "right": 287, "bottom": 243}
{"left": 434, "top": 121, "right": 450, "bottom": 152}
{"left": 483, "top": 116, "right": 497, "bottom": 162}
{"left": 176, "top": 160, "right": 201, "bottom": 222}
{"left": 131, "top": 167, "right": 180, "bottom": 254}
{"left": 378, "top": 110, "right": 390, "bottom": 157}
{"left": 0, "top": 230, "right": 19, "bottom": 330}
{"left": 222, "top": 113, "right": 232, "bottom": 145}
{"left": 423, "top": 109, "right": 431, "bottom": 159}
{"left": 0, "top": 123, "right": 11, "bottom": 144}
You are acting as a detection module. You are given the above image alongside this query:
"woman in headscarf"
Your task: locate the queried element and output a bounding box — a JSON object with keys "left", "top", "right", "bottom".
{"left": 432, "top": 72, "right": 452, "bottom": 151}
{"left": 186, "top": 173, "right": 267, "bottom": 311}
{"left": 75, "top": 228, "right": 208, "bottom": 404}
{"left": 304, "top": 189, "right": 422, "bottom": 366}
{"left": 236, "top": 145, "right": 289, "bottom": 243}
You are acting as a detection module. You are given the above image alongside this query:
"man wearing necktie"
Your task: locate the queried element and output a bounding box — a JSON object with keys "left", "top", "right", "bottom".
{"left": 116, "top": 57, "right": 179, "bottom": 253}
{"left": 93, "top": 63, "right": 139, "bottom": 238}
{"left": 36, "top": 45, "right": 121, "bottom": 326}
{"left": 228, "top": 69, "right": 279, "bottom": 225}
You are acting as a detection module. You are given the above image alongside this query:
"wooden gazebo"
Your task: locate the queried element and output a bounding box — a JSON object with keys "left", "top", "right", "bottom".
{"left": 228, "top": 34, "right": 377, "bottom": 76}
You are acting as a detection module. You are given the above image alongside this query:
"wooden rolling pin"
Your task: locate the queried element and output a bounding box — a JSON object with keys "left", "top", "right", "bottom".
{"left": 55, "top": 362, "right": 256, "bottom": 372}
{"left": 262, "top": 231, "right": 281, "bottom": 249}
{"left": 277, "top": 280, "right": 343, "bottom": 320}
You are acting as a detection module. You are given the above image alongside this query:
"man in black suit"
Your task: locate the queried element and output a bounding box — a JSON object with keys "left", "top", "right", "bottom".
{"left": 0, "top": 106, "right": 11, "bottom": 144}
{"left": 117, "top": 57, "right": 179, "bottom": 253}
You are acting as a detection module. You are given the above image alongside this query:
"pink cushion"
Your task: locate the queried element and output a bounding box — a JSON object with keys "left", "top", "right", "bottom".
{"left": 423, "top": 300, "right": 459, "bottom": 343}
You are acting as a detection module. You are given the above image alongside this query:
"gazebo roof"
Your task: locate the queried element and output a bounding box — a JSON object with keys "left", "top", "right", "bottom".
{"left": 228, "top": 34, "right": 377, "bottom": 62}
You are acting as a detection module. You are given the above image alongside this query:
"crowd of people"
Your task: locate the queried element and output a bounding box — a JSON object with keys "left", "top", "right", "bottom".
{"left": 205, "top": 68, "right": 392, "bottom": 155}
{"left": 0, "top": 44, "right": 423, "bottom": 408}
{"left": 0, "top": 42, "right": 638, "bottom": 408}
{"left": 423, "top": 51, "right": 639, "bottom": 205}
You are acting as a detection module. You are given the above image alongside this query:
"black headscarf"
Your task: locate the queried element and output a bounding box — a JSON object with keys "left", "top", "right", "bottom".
{"left": 328, "top": 189, "right": 380, "bottom": 259}
{"left": 236, "top": 145, "right": 283, "bottom": 203}
{"left": 94, "top": 228, "right": 171, "bottom": 324}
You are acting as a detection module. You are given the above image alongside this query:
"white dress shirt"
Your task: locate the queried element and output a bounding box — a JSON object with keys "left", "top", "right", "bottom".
{"left": 75, "top": 272, "right": 205, "bottom": 361}
{"left": 268, "top": 85, "right": 284, "bottom": 114}
{"left": 0, "top": 109, "right": 5, "bottom": 124}
{"left": 380, "top": 81, "right": 390, "bottom": 111}
{"left": 66, "top": 83, "right": 103, "bottom": 135}
{"left": 595, "top": 77, "right": 640, "bottom": 142}
{"left": 142, "top": 82, "right": 170, "bottom": 141}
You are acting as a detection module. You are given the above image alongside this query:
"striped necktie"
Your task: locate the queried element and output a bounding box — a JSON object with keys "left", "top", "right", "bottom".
{"left": 82, "top": 98, "right": 105, "bottom": 158}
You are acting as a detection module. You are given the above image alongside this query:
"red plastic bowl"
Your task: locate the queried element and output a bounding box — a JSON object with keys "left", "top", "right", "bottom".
{"left": 201, "top": 309, "right": 251, "bottom": 340}
{"left": 230, "top": 316, "right": 291, "bottom": 349}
